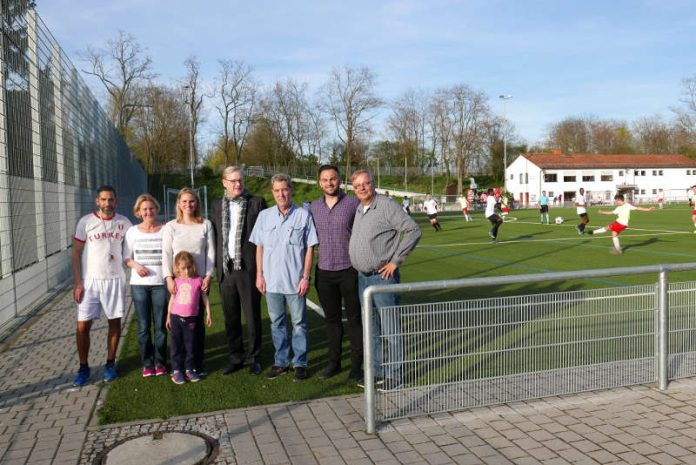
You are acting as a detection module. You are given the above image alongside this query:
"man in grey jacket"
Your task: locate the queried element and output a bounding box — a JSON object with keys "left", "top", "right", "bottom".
{"left": 348, "top": 169, "right": 421, "bottom": 390}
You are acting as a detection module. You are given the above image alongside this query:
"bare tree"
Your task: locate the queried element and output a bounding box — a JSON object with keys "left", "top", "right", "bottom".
{"left": 546, "top": 117, "right": 593, "bottom": 153}
{"left": 81, "top": 30, "right": 156, "bottom": 139}
{"left": 183, "top": 56, "right": 205, "bottom": 178}
{"left": 633, "top": 116, "right": 673, "bottom": 153}
{"left": 427, "top": 89, "right": 454, "bottom": 181}
{"left": 449, "top": 85, "right": 493, "bottom": 194}
{"left": 215, "top": 59, "right": 257, "bottom": 165}
{"left": 673, "top": 75, "right": 696, "bottom": 152}
{"left": 258, "top": 79, "right": 325, "bottom": 171}
{"left": 388, "top": 89, "right": 429, "bottom": 189}
{"left": 322, "top": 65, "right": 382, "bottom": 175}
{"left": 130, "top": 84, "right": 189, "bottom": 178}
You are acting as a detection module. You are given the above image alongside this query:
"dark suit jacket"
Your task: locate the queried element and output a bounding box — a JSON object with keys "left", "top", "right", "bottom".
{"left": 211, "top": 194, "right": 267, "bottom": 284}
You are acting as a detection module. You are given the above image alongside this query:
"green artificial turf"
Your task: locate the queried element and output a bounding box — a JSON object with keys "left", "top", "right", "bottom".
{"left": 100, "top": 203, "right": 696, "bottom": 424}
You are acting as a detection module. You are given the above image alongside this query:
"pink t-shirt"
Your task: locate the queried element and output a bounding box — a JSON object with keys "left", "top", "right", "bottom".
{"left": 170, "top": 277, "right": 202, "bottom": 317}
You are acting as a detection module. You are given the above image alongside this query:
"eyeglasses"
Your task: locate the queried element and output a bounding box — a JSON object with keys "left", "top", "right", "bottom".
{"left": 353, "top": 182, "right": 372, "bottom": 189}
{"left": 224, "top": 178, "right": 243, "bottom": 184}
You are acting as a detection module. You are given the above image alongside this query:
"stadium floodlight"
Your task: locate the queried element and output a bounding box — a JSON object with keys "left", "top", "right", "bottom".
{"left": 499, "top": 95, "right": 513, "bottom": 190}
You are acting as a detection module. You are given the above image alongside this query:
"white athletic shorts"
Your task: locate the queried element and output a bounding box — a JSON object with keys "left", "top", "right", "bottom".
{"left": 77, "top": 278, "right": 126, "bottom": 321}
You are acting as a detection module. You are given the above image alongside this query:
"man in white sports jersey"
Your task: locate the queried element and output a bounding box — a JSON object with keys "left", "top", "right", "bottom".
{"left": 574, "top": 187, "right": 590, "bottom": 234}
{"left": 423, "top": 193, "right": 442, "bottom": 232}
{"left": 588, "top": 193, "right": 654, "bottom": 254}
{"left": 72, "top": 186, "right": 132, "bottom": 386}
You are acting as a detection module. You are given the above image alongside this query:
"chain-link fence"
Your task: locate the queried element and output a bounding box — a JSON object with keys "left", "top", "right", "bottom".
{"left": 362, "top": 263, "right": 696, "bottom": 432}
{"left": 0, "top": 1, "right": 146, "bottom": 328}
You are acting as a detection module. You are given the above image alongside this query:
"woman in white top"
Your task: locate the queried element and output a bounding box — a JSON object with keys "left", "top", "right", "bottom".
{"left": 124, "top": 194, "right": 169, "bottom": 377}
{"left": 162, "top": 188, "right": 215, "bottom": 374}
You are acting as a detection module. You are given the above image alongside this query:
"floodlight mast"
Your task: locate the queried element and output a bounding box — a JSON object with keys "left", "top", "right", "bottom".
{"left": 499, "top": 95, "right": 512, "bottom": 190}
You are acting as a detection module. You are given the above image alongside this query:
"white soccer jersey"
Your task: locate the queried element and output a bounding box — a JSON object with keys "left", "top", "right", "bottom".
{"left": 613, "top": 203, "right": 637, "bottom": 225}
{"left": 423, "top": 199, "right": 438, "bottom": 215}
{"left": 485, "top": 196, "right": 497, "bottom": 218}
{"left": 575, "top": 192, "right": 587, "bottom": 215}
{"left": 74, "top": 212, "right": 132, "bottom": 280}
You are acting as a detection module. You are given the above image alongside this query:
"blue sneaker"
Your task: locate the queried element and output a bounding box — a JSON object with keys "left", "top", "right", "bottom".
{"left": 185, "top": 370, "right": 201, "bottom": 383}
{"left": 171, "top": 370, "right": 185, "bottom": 385}
{"left": 103, "top": 363, "right": 118, "bottom": 382}
{"left": 73, "top": 366, "right": 90, "bottom": 386}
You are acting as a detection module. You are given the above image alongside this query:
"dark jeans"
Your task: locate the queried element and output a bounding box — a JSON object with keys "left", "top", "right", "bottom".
{"left": 170, "top": 315, "right": 197, "bottom": 372}
{"left": 358, "top": 269, "right": 402, "bottom": 382}
{"left": 195, "top": 298, "right": 205, "bottom": 372}
{"left": 131, "top": 284, "right": 169, "bottom": 368}
{"left": 219, "top": 270, "right": 262, "bottom": 365}
{"left": 315, "top": 267, "right": 363, "bottom": 370}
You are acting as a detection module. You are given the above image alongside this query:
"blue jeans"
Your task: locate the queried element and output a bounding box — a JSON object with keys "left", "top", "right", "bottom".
{"left": 131, "top": 285, "right": 169, "bottom": 368}
{"left": 358, "top": 270, "right": 402, "bottom": 382}
{"left": 265, "top": 293, "right": 308, "bottom": 368}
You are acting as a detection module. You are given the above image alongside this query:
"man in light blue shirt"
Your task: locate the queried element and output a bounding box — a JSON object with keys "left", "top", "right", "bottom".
{"left": 539, "top": 190, "right": 550, "bottom": 224}
{"left": 250, "top": 173, "right": 318, "bottom": 381}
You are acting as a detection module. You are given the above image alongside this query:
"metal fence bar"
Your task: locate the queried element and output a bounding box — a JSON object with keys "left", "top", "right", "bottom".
{"left": 363, "top": 262, "right": 696, "bottom": 433}
{"left": 657, "top": 270, "right": 669, "bottom": 390}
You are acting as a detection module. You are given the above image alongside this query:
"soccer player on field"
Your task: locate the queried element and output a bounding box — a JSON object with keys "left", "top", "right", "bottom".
{"left": 423, "top": 193, "right": 442, "bottom": 232}
{"left": 574, "top": 187, "right": 590, "bottom": 234}
{"left": 538, "top": 191, "right": 550, "bottom": 224}
{"left": 485, "top": 188, "right": 503, "bottom": 243}
{"left": 458, "top": 195, "right": 472, "bottom": 221}
{"left": 587, "top": 193, "right": 654, "bottom": 254}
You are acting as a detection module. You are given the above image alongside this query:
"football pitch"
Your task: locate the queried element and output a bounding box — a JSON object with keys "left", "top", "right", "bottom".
{"left": 401, "top": 204, "right": 696, "bottom": 301}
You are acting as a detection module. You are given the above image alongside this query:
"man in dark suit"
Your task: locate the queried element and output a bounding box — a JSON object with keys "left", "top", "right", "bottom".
{"left": 211, "top": 166, "right": 267, "bottom": 375}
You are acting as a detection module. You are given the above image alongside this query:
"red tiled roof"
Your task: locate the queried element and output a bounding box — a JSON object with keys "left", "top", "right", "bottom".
{"left": 521, "top": 153, "right": 696, "bottom": 169}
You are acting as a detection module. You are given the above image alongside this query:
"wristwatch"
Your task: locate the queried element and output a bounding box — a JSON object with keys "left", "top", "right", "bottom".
{"left": 302, "top": 275, "right": 311, "bottom": 281}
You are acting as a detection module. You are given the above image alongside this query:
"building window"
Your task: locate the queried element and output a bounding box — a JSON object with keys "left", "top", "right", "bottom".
{"left": 582, "top": 175, "right": 595, "bottom": 182}
{"left": 641, "top": 189, "right": 646, "bottom": 195}
{"left": 652, "top": 189, "right": 657, "bottom": 194}
{"left": 618, "top": 171, "right": 624, "bottom": 176}
{"left": 563, "top": 175, "right": 576, "bottom": 182}
{"left": 510, "top": 173, "right": 514, "bottom": 180}
{"left": 641, "top": 170, "right": 646, "bottom": 176}
{"left": 545, "top": 173, "right": 557, "bottom": 182}
{"left": 601, "top": 174, "right": 613, "bottom": 181}
{"left": 634, "top": 170, "right": 639, "bottom": 176}
{"left": 689, "top": 170, "right": 692, "bottom": 175}
{"left": 659, "top": 170, "right": 663, "bottom": 175}
{"left": 634, "top": 189, "right": 639, "bottom": 196}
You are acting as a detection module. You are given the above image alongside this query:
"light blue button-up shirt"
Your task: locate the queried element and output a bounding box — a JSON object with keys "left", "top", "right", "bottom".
{"left": 249, "top": 204, "right": 319, "bottom": 294}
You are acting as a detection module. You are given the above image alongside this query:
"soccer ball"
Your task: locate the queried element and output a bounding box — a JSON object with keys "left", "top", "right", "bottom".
{"left": 554, "top": 216, "right": 564, "bottom": 225}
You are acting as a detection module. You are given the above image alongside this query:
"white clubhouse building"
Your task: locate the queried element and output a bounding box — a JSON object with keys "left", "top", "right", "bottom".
{"left": 506, "top": 152, "right": 696, "bottom": 206}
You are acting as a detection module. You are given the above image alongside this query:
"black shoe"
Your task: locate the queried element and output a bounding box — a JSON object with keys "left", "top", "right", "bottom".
{"left": 380, "top": 378, "right": 402, "bottom": 391}
{"left": 356, "top": 376, "right": 382, "bottom": 389}
{"left": 265, "top": 365, "right": 289, "bottom": 379}
{"left": 348, "top": 368, "right": 363, "bottom": 382}
{"left": 294, "top": 366, "right": 308, "bottom": 382}
{"left": 320, "top": 365, "right": 341, "bottom": 379}
{"left": 194, "top": 366, "right": 208, "bottom": 377}
{"left": 248, "top": 362, "right": 262, "bottom": 375}
{"left": 222, "top": 363, "right": 244, "bottom": 375}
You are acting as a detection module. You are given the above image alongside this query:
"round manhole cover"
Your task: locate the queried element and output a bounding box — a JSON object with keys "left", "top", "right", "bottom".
{"left": 95, "top": 431, "right": 218, "bottom": 465}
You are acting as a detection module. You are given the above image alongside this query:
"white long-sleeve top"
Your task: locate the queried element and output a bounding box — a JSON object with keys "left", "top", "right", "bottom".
{"left": 161, "top": 219, "right": 215, "bottom": 279}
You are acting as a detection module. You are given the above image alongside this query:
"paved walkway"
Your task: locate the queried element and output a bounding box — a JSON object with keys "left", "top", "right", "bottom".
{"left": 4, "top": 290, "right": 696, "bottom": 464}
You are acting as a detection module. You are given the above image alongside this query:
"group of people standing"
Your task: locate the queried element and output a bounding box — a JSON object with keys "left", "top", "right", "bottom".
{"left": 71, "top": 165, "right": 420, "bottom": 390}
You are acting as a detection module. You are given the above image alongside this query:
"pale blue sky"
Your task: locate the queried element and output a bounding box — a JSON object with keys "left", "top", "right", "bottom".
{"left": 38, "top": 0, "right": 696, "bottom": 147}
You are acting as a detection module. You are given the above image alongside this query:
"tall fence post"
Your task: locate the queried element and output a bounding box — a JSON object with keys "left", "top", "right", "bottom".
{"left": 657, "top": 269, "right": 669, "bottom": 390}
{"left": 363, "top": 287, "right": 376, "bottom": 434}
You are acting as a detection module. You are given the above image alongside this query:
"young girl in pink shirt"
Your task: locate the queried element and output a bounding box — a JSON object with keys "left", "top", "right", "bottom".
{"left": 166, "top": 251, "right": 212, "bottom": 384}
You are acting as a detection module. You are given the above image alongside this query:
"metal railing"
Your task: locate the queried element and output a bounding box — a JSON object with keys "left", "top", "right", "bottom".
{"left": 362, "top": 263, "right": 696, "bottom": 433}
